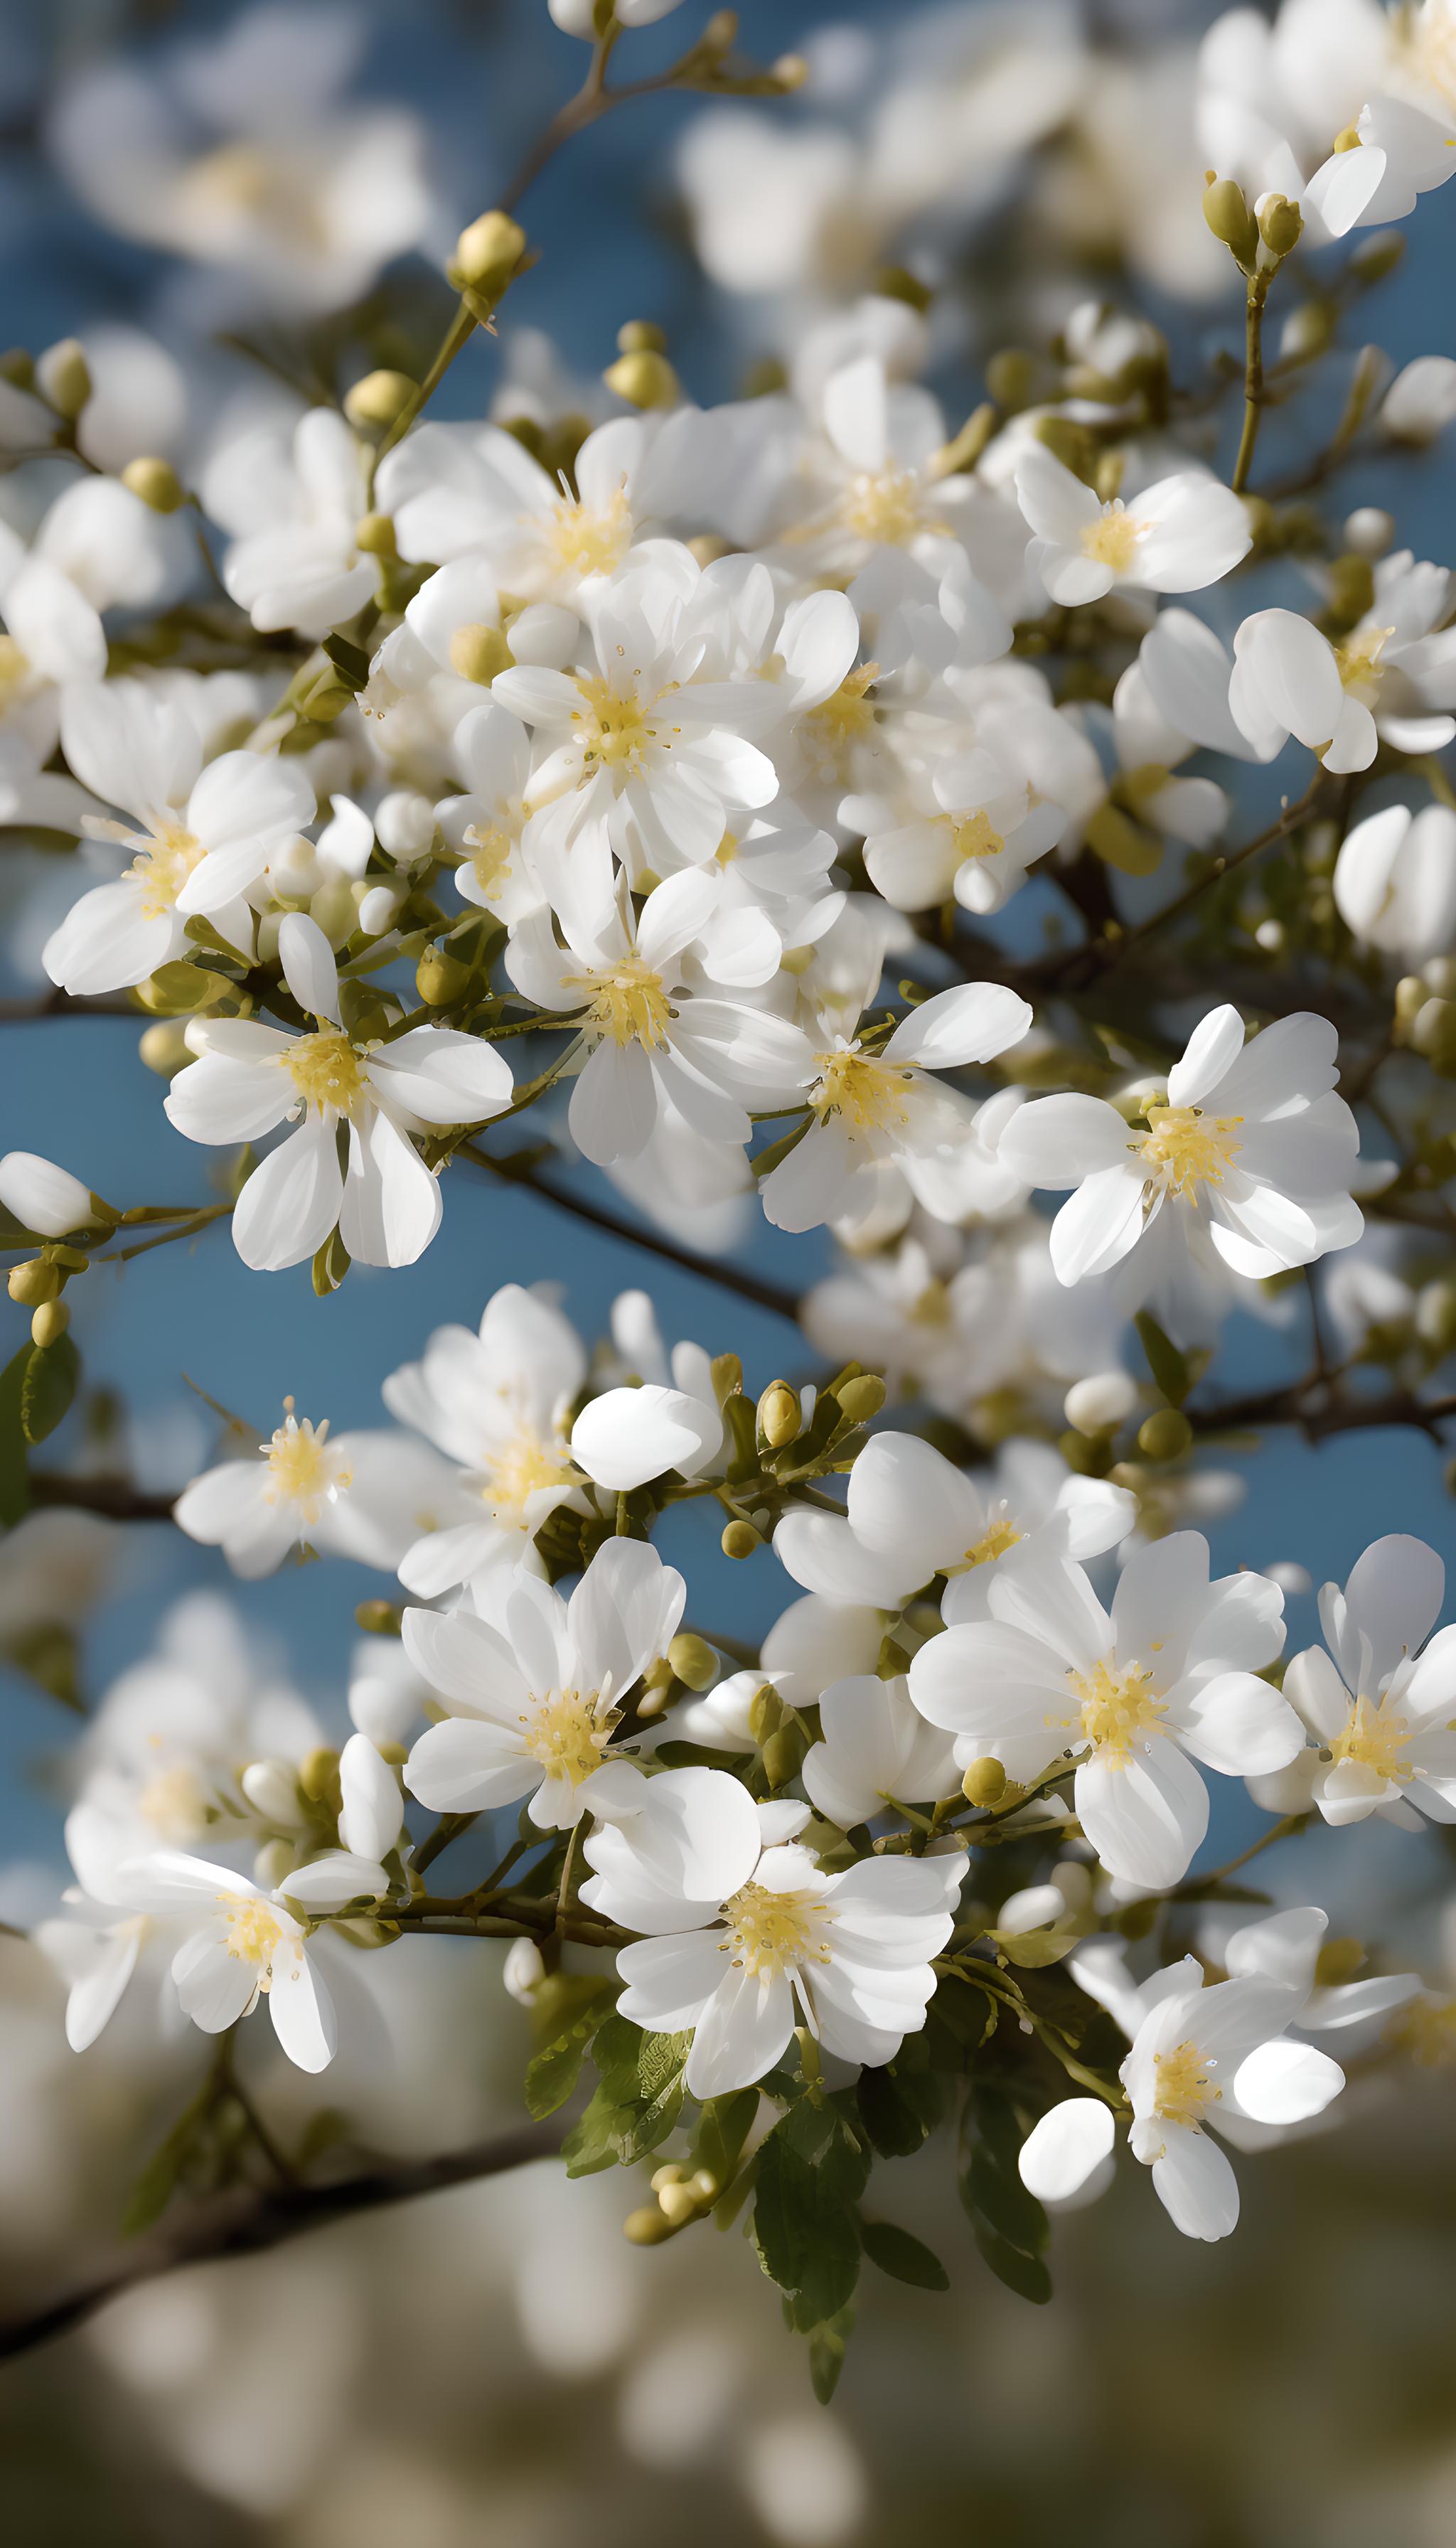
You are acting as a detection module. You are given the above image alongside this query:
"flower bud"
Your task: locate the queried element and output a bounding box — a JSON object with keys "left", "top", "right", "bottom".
{"left": 36, "top": 337, "right": 90, "bottom": 419}
{"left": 503, "top": 1937, "right": 546, "bottom": 2003}
{"left": 771, "top": 53, "right": 808, "bottom": 90}
{"left": 604, "top": 349, "right": 681, "bottom": 410}
{"left": 1417, "top": 1280, "right": 1456, "bottom": 1354}
{"left": 757, "top": 1381, "right": 800, "bottom": 1450}
{"left": 450, "top": 210, "right": 528, "bottom": 299}
{"left": 1064, "top": 1371, "right": 1138, "bottom": 1436}
{"left": 9, "top": 1259, "right": 60, "bottom": 1306}
{"left": 355, "top": 1598, "right": 403, "bottom": 1635}
{"left": 1394, "top": 975, "right": 1428, "bottom": 1034}
{"left": 1412, "top": 995, "right": 1456, "bottom": 1071}
{"left": 354, "top": 510, "right": 398, "bottom": 557}
{"left": 416, "top": 943, "right": 471, "bottom": 1006}
{"left": 668, "top": 1632, "right": 717, "bottom": 1691}
{"left": 834, "top": 1373, "right": 886, "bottom": 1428}
{"left": 721, "top": 1519, "right": 760, "bottom": 1559}
{"left": 449, "top": 622, "right": 513, "bottom": 685}
{"left": 623, "top": 2205, "right": 675, "bottom": 2245}
{"left": 761, "top": 1725, "right": 803, "bottom": 1789}
{"left": 961, "top": 1756, "right": 1007, "bottom": 1807}
{"left": 1256, "top": 192, "right": 1302, "bottom": 257}
{"left": 710, "top": 1351, "right": 743, "bottom": 1406}
{"left": 748, "top": 1683, "right": 782, "bottom": 1743}
{"left": 299, "top": 1745, "right": 341, "bottom": 1804}
{"left": 121, "top": 455, "right": 185, "bottom": 513}
{"left": 617, "top": 319, "right": 666, "bottom": 355}
{"left": 241, "top": 1758, "right": 306, "bottom": 1826}
{"left": 1343, "top": 505, "right": 1393, "bottom": 559}
{"left": 986, "top": 348, "right": 1037, "bottom": 412}
{"left": 135, "top": 960, "right": 228, "bottom": 1016}
{"left": 1202, "top": 176, "right": 1258, "bottom": 269}
{"left": 1349, "top": 228, "right": 1405, "bottom": 283}
{"left": 31, "top": 1299, "right": 70, "bottom": 1348}
{"left": 1059, "top": 1428, "right": 1110, "bottom": 1477}
{"left": 138, "top": 1020, "right": 192, "bottom": 1077}
{"left": 357, "top": 884, "right": 403, "bottom": 938}
{"left": 657, "top": 2180, "right": 698, "bottom": 2225}
{"left": 375, "top": 791, "right": 435, "bottom": 860}
{"left": 1138, "top": 1408, "right": 1193, "bottom": 1462}
{"left": 0, "top": 348, "right": 33, "bottom": 390}
{"left": 0, "top": 1151, "right": 95, "bottom": 1238}
{"left": 344, "top": 370, "right": 417, "bottom": 435}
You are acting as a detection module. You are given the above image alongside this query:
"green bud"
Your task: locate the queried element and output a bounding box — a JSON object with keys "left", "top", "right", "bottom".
{"left": 134, "top": 960, "right": 229, "bottom": 1017}
{"left": 1202, "top": 176, "right": 1259, "bottom": 269}
{"left": 354, "top": 510, "right": 398, "bottom": 557}
{"left": 1315, "top": 1937, "right": 1365, "bottom": 1987}
{"left": 961, "top": 1756, "right": 1007, "bottom": 1808}
{"left": 448, "top": 622, "right": 513, "bottom": 685}
{"left": 449, "top": 210, "right": 528, "bottom": 300}
{"left": 355, "top": 1599, "right": 402, "bottom": 1636}
{"left": 617, "top": 319, "right": 667, "bottom": 355}
{"left": 415, "top": 944, "right": 471, "bottom": 1007}
{"left": 1117, "top": 1898, "right": 1159, "bottom": 1941}
{"left": 1059, "top": 1426, "right": 1111, "bottom": 1477}
{"left": 604, "top": 349, "right": 681, "bottom": 410}
{"left": 299, "top": 1746, "right": 341, "bottom": 1804}
{"left": 668, "top": 1632, "right": 718, "bottom": 1692}
{"left": 344, "top": 370, "right": 417, "bottom": 434}
{"left": 710, "top": 1351, "right": 743, "bottom": 1406}
{"left": 1395, "top": 974, "right": 1428, "bottom": 1035}
{"left": 0, "top": 348, "right": 33, "bottom": 390}
{"left": 1349, "top": 229, "right": 1405, "bottom": 282}
{"left": 834, "top": 1373, "right": 887, "bottom": 1428}
{"left": 299, "top": 670, "right": 356, "bottom": 724}
{"left": 1411, "top": 995, "right": 1456, "bottom": 1072}
{"left": 37, "top": 337, "right": 91, "bottom": 420}
{"left": 986, "top": 348, "right": 1037, "bottom": 412}
{"left": 121, "top": 456, "right": 186, "bottom": 513}
{"left": 761, "top": 1724, "right": 804, "bottom": 1790}
{"left": 31, "top": 1298, "right": 70, "bottom": 1348}
{"left": 721, "top": 1519, "right": 761, "bottom": 1560}
{"left": 623, "top": 2205, "right": 675, "bottom": 2246}
{"left": 872, "top": 264, "right": 933, "bottom": 313}
{"left": 749, "top": 1682, "right": 783, "bottom": 1744}
{"left": 758, "top": 1381, "right": 801, "bottom": 1450}
{"left": 9, "top": 1259, "right": 60, "bottom": 1306}
{"left": 1257, "top": 193, "right": 1303, "bottom": 257}
{"left": 1138, "top": 1408, "right": 1194, "bottom": 1462}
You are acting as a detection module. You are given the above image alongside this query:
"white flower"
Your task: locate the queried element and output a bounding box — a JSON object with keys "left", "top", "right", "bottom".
{"left": 402, "top": 1538, "right": 686, "bottom": 1831}
{"left": 433, "top": 700, "right": 547, "bottom": 928}
{"left": 569, "top": 1288, "right": 724, "bottom": 1494}
{"left": 165, "top": 911, "right": 512, "bottom": 1270}
{"left": 205, "top": 407, "right": 375, "bottom": 637}
{"left": 1227, "top": 608, "right": 1380, "bottom": 771}
{"left": 1305, "top": 94, "right": 1456, "bottom": 236}
{"left": 1283, "top": 1533, "right": 1456, "bottom": 1827}
{"left": 775, "top": 1428, "right": 1134, "bottom": 1614}
{"left": 1334, "top": 802, "right": 1456, "bottom": 963}
{"left": 579, "top": 1763, "right": 960, "bottom": 2094}
{"left": 0, "top": 1150, "right": 96, "bottom": 1237}
{"left": 1330, "top": 549, "right": 1456, "bottom": 753}
{"left": 759, "top": 983, "right": 1034, "bottom": 1236}
{"left": 801, "top": 1674, "right": 959, "bottom": 1827}
{"left": 1206, "top": 1902, "right": 1421, "bottom": 2045}
{"left": 774, "top": 355, "right": 985, "bottom": 582}
{"left": 997, "top": 1005, "right": 1364, "bottom": 1286}
{"left": 382, "top": 1282, "right": 589, "bottom": 1598}
{"left": 119, "top": 1849, "right": 342, "bottom": 2071}
{"left": 174, "top": 1398, "right": 421, "bottom": 1578}
{"left": 909, "top": 1529, "right": 1298, "bottom": 1887}
{"left": 43, "top": 680, "right": 314, "bottom": 994}
{"left": 1382, "top": 354, "right": 1456, "bottom": 443}
{"left": 505, "top": 869, "right": 810, "bottom": 1169}
{"left": 856, "top": 745, "right": 1065, "bottom": 917}
{"left": 1014, "top": 446, "right": 1251, "bottom": 606}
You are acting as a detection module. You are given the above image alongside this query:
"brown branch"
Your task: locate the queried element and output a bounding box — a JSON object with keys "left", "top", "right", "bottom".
{"left": 0, "top": 2120, "right": 560, "bottom": 2365}
{"left": 1187, "top": 1379, "right": 1456, "bottom": 1443}
{"left": 28, "top": 1473, "right": 177, "bottom": 1524}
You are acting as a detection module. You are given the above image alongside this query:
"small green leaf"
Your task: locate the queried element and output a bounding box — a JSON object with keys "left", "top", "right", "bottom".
{"left": 808, "top": 2308, "right": 854, "bottom": 2403}
{"left": 856, "top": 2061, "right": 944, "bottom": 2156}
{"left": 21, "top": 1332, "right": 80, "bottom": 1446}
{"left": 1134, "top": 1310, "right": 1191, "bottom": 1408}
{"left": 973, "top": 2222, "right": 1052, "bottom": 2304}
{"left": 694, "top": 2088, "right": 759, "bottom": 2188}
{"left": 523, "top": 1981, "right": 615, "bottom": 2119}
{"left": 989, "top": 1927, "right": 1078, "bottom": 1969}
{"left": 860, "top": 2219, "right": 949, "bottom": 2291}
{"left": 311, "top": 1228, "right": 350, "bottom": 1296}
{"left": 1086, "top": 801, "right": 1162, "bottom": 877}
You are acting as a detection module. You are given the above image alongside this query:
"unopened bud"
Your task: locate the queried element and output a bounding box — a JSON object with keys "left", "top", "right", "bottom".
{"left": 834, "top": 1373, "right": 886, "bottom": 1428}
{"left": 604, "top": 349, "right": 681, "bottom": 410}
{"left": 1417, "top": 1280, "right": 1456, "bottom": 1355}
{"left": 0, "top": 1150, "right": 95, "bottom": 1237}
{"left": 1395, "top": 975, "right": 1428, "bottom": 1034}
{"left": 36, "top": 337, "right": 90, "bottom": 420}
{"left": 415, "top": 943, "right": 471, "bottom": 1007}
{"left": 31, "top": 1298, "right": 70, "bottom": 1348}
{"left": 299, "top": 1745, "right": 341, "bottom": 1804}
{"left": 1202, "top": 176, "right": 1259, "bottom": 269}
{"left": 134, "top": 960, "right": 225, "bottom": 1016}
{"left": 355, "top": 1598, "right": 402, "bottom": 1635}
{"left": 623, "top": 2205, "right": 675, "bottom": 2245}
{"left": 450, "top": 210, "right": 528, "bottom": 299}
{"left": 0, "top": 348, "right": 33, "bottom": 390}
{"left": 240, "top": 1758, "right": 304, "bottom": 1826}
{"left": 872, "top": 262, "right": 933, "bottom": 313}
{"left": 668, "top": 1632, "right": 718, "bottom": 1691}
{"left": 138, "top": 1020, "right": 192, "bottom": 1077}
{"left": 354, "top": 510, "right": 398, "bottom": 557}
{"left": 503, "top": 1937, "right": 546, "bottom": 2003}
{"left": 617, "top": 319, "right": 666, "bottom": 355}
{"left": 721, "top": 1519, "right": 761, "bottom": 1560}
{"left": 748, "top": 1683, "right": 782, "bottom": 1744}
{"left": 1059, "top": 1428, "right": 1110, "bottom": 1477}
{"left": 448, "top": 622, "right": 513, "bottom": 685}
{"left": 1412, "top": 995, "right": 1456, "bottom": 1071}
{"left": 9, "top": 1259, "right": 60, "bottom": 1306}
{"left": 344, "top": 370, "right": 417, "bottom": 434}
{"left": 710, "top": 1351, "right": 743, "bottom": 1406}
{"left": 700, "top": 9, "right": 738, "bottom": 51}
{"left": 771, "top": 53, "right": 808, "bottom": 90}
{"left": 656, "top": 2180, "right": 697, "bottom": 2226}
{"left": 761, "top": 1725, "right": 803, "bottom": 1790}
{"left": 1117, "top": 1898, "right": 1158, "bottom": 1941}
{"left": 961, "top": 1756, "right": 1007, "bottom": 1808}
{"left": 121, "top": 455, "right": 185, "bottom": 513}
{"left": 758, "top": 1381, "right": 800, "bottom": 1450}
{"left": 1350, "top": 228, "right": 1405, "bottom": 283}
{"left": 1256, "top": 192, "right": 1303, "bottom": 257}
{"left": 986, "top": 348, "right": 1037, "bottom": 412}
{"left": 1064, "top": 1371, "right": 1138, "bottom": 1436}
{"left": 1138, "top": 1408, "right": 1194, "bottom": 1462}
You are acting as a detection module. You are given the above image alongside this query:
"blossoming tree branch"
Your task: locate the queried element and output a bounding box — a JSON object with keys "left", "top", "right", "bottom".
{"left": 7, "top": 0, "right": 1456, "bottom": 2394}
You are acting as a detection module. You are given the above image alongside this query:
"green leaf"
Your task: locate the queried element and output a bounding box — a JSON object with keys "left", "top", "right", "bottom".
{"left": 523, "top": 1980, "right": 616, "bottom": 2119}
{"left": 808, "top": 2307, "right": 854, "bottom": 2404}
{"left": 752, "top": 2095, "right": 870, "bottom": 2331}
{"left": 0, "top": 1345, "right": 31, "bottom": 1527}
{"left": 989, "top": 1927, "right": 1078, "bottom": 1969}
{"left": 561, "top": 2018, "right": 692, "bottom": 2173}
{"left": 21, "top": 1333, "right": 80, "bottom": 1445}
{"left": 323, "top": 632, "right": 371, "bottom": 686}
{"left": 694, "top": 2089, "right": 759, "bottom": 2189}
{"left": 958, "top": 2089, "right": 1051, "bottom": 2301}
{"left": 856, "top": 2061, "right": 944, "bottom": 2157}
{"left": 1086, "top": 801, "right": 1162, "bottom": 877}
{"left": 311, "top": 1229, "right": 350, "bottom": 1297}
{"left": 860, "top": 2219, "right": 949, "bottom": 2291}
{"left": 973, "top": 2222, "right": 1052, "bottom": 2304}
{"left": 1134, "top": 1310, "right": 1191, "bottom": 1408}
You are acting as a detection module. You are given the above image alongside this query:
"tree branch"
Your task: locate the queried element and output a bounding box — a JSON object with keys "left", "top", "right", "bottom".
{"left": 0, "top": 2119, "right": 560, "bottom": 2365}
{"left": 28, "top": 1473, "right": 177, "bottom": 1524}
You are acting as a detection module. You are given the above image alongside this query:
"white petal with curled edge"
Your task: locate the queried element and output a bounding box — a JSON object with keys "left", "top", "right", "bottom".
{"left": 278, "top": 911, "right": 342, "bottom": 1024}
{"left": 1150, "top": 2124, "right": 1240, "bottom": 2239}
{"left": 570, "top": 1383, "right": 718, "bottom": 1492}
{"left": 1017, "top": 2097, "right": 1115, "bottom": 2202}
{"left": 268, "top": 1945, "right": 338, "bottom": 2072}
{"left": 338, "top": 1732, "right": 405, "bottom": 1861}
{"left": 1230, "top": 2038, "right": 1344, "bottom": 2126}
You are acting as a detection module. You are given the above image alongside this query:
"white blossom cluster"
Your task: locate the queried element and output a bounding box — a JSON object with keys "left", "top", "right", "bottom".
{"left": 6, "top": 0, "right": 1456, "bottom": 2390}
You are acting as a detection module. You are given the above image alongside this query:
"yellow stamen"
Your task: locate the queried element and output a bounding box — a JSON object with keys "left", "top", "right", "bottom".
{"left": 464, "top": 820, "right": 515, "bottom": 898}
{"left": 481, "top": 1429, "right": 575, "bottom": 1524}
{"left": 0, "top": 633, "right": 31, "bottom": 710}
{"left": 1153, "top": 2038, "right": 1219, "bottom": 2129}
{"left": 124, "top": 821, "right": 205, "bottom": 921}
{"left": 1138, "top": 1103, "right": 1244, "bottom": 1201}
{"left": 963, "top": 1518, "right": 1023, "bottom": 1567}
{"left": 136, "top": 1765, "right": 209, "bottom": 1842}
{"left": 812, "top": 1046, "right": 911, "bottom": 1133}
{"left": 720, "top": 1880, "right": 833, "bottom": 1977}
{"left": 544, "top": 486, "right": 632, "bottom": 580}
{"left": 567, "top": 957, "right": 673, "bottom": 1049}
{"left": 283, "top": 1030, "right": 366, "bottom": 1115}
{"left": 801, "top": 664, "right": 879, "bottom": 776}
{"left": 220, "top": 1894, "right": 285, "bottom": 1981}
{"left": 1064, "top": 1654, "right": 1166, "bottom": 1765}
{"left": 951, "top": 810, "right": 1005, "bottom": 863}
{"left": 1329, "top": 1694, "right": 1413, "bottom": 1783}
{"left": 263, "top": 1401, "right": 350, "bottom": 1523}
{"left": 1081, "top": 504, "right": 1145, "bottom": 574}
{"left": 1335, "top": 624, "right": 1393, "bottom": 695}
{"left": 840, "top": 468, "right": 922, "bottom": 546}
{"left": 520, "top": 1687, "right": 611, "bottom": 1787}
{"left": 572, "top": 675, "right": 653, "bottom": 771}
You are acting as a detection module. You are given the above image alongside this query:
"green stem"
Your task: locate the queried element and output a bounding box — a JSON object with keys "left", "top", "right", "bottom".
{"left": 1232, "top": 270, "right": 1270, "bottom": 496}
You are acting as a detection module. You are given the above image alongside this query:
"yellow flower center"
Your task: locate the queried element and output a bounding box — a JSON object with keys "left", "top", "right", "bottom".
{"left": 263, "top": 1403, "right": 350, "bottom": 1524}
{"left": 1390, "top": 1996, "right": 1456, "bottom": 2068}
{"left": 963, "top": 1518, "right": 1023, "bottom": 1567}
{"left": 812, "top": 1046, "right": 912, "bottom": 1133}
{"left": 137, "top": 1764, "right": 210, "bottom": 1843}
{"left": 481, "top": 1428, "right": 575, "bottom": 1524}
{"left": 124, "top": 822, "right": 205, "bottom": 921}
{"left": 840, "top": 467, "right": 923, "bottom": 546}
{"left": 464, "top": 820, "right": 515, "bottom": 898}
{"left": 1138, "top": 1103, "right": 1244, "bottom": 1201}
{"left": 1335, "top": 624, "right": 1394, "bottom": 697}
{"left": 950, "top": 810, "right": 1006, "bottom": 862}
{"left": 1065, "top": 1654, "right": 1166, "bottom": 1766}
{"left": 567, "top": 957, "right": 673, "bottom": 1049}
{"left": 1329, "top": 1694, "right": 1413, "bottom": 1782}
{"left": 572, "top": 675, "right": 655, "bottom": 772}
{"left": 911, "top": 1278, "right": 952, "bottom": 1328}
{"left": 801, "top": 664, "right": 879, "bottom": 776}
{"left": 1152, "top": 2038, "right": 1220, "bottom": 2129}
{"left": 545, "top": 487, "right": 633, "bottom": 580}
{"left": 520, "top": 1687, "right": 611, "bottom": 1787}
{"left": 720, "top": 1880, "right": 833, "bottom": 1978}
{"left": 1393, "top": 3, "right": 1456, "bottom": 113}
{"left": 221, "top": 1894, "right": 286, "bottom": 1979}
{"left": 283, "top": 1029, "right": 367, "bottom": 1116}
{"left": 1081, "top": 504, "right": 1145, "bottom": 574}
{"left": 0, "top": 633, "right": 31, "bottom": 709}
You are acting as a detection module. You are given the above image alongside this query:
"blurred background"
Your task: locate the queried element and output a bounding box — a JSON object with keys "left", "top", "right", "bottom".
{"left": 1, "top": 1, "right": 1455, "bottom": 2541}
